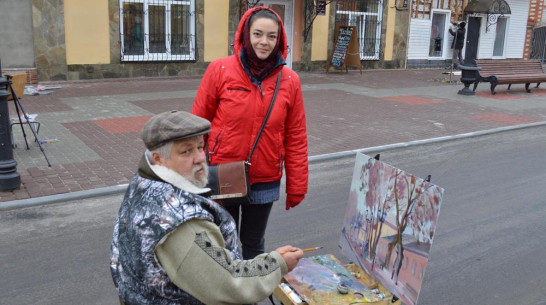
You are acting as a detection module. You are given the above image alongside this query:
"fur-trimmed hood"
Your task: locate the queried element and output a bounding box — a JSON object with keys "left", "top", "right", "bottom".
{"left": 138, "top": 152, "right": 210, "bottom": 195}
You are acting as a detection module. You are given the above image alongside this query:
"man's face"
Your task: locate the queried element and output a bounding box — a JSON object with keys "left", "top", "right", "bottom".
{"left": 154, "top": 136, "right": 208, "bottom": 188}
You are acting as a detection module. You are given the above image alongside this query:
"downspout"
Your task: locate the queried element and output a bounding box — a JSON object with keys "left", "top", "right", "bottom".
{"left": 404, "top": 0, "right": 413, "bottom": 68}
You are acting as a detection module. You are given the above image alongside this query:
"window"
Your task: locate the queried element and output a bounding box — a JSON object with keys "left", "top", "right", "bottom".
{"left": 336, "top": 0, "right": 383, "bottom": 60}
{"left": 120, "top": 0, "right": 195, "bottom": 61}
{"left": 493, "top": 17, "right": 507, "bottom": 57}
{"left": 429, "top": 11, "right": 447, "bottom": 57}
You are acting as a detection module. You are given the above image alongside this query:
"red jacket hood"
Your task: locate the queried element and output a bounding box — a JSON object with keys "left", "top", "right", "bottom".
{"left": 233, "top": 7, "right": 288, "bottom": 60}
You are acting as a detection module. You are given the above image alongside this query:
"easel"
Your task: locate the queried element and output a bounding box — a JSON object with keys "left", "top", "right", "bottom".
{"left": 326, "top": 25, "right": 362, "bottom": 75}
{"left": 273, "top": 155, "right": 432, "bottom": 305}
{"left": 5, "top": 74, "right": 51, "bottom": 167}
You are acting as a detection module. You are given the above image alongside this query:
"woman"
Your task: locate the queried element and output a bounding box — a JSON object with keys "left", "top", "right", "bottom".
{"left": 192, "top": 6, "right": 308, "bottom": 260}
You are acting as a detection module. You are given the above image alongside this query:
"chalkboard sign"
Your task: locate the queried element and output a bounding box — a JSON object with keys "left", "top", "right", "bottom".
{"left": 331, "top": 27, "right": 353, "bottom": 67}
{"left": 327, "top": 25, "right": 362, "bottom": 74}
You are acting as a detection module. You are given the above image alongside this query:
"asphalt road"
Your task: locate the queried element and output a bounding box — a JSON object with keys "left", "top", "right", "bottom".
{"left": 1, "top": 126, "right": 546, "bottom": 305}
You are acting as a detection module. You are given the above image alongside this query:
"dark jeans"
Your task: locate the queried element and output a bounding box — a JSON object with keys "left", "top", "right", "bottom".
{"left": 225, "top": 202, "right": 273, "bottom": 260}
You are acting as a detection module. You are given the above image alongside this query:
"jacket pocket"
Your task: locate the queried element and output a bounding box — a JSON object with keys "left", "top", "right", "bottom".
{"left": 227, "top": 87, "right": 250, "bottom": 92}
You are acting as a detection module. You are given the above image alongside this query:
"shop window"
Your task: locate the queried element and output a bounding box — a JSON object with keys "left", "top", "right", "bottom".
{"left": 120, "top": 0, "right": 195, "bottom": 61}
{"left": 429, "top": 11, "right": 448, "bottom": 57}
{"left": 493, "top": 17, "right": 507, "bottom": 57}
{"left": 336, "top": 0, "right": 383, "bottom": 60}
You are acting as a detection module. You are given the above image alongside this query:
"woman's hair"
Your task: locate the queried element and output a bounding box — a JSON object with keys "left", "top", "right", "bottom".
{"left": 249, "top": 9, "right": 280, "bottom": 29}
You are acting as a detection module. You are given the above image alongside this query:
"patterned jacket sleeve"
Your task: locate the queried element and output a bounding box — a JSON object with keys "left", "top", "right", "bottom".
{"left": 155, "top": 219, "right": 288, "bottom": 305}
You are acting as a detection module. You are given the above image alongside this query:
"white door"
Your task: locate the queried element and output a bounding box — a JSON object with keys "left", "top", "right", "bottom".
{"left": 257, "top": 0, "right": 294, "bottom": 68}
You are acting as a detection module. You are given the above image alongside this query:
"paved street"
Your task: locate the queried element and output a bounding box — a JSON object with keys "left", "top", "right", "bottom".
{"left": 2, "top": 69, "right": 546, "bottom": 203}
{"left": 2, "top": 127, "right": 546, "bottom": 304}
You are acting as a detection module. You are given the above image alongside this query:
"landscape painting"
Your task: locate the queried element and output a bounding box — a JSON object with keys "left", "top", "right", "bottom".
{"left": 339, "top": 153, "right": 445, "bottom": 305}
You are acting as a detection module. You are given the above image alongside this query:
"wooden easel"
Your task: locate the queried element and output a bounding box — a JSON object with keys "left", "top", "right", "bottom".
{"left": 326, "top": 25, "right": 362, "bottom": 75}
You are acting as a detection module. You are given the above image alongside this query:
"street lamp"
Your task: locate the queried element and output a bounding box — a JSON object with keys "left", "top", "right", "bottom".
{"left": 457, "top": 60, "right": 481, "bottom": 96}
{"left": 0, "top": 58, "right": 21, "bottom": 190}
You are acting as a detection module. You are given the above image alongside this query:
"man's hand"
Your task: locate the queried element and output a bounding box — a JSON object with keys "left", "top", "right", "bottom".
{"left": 276, "top": 246, "right": 303, "bottom": 272}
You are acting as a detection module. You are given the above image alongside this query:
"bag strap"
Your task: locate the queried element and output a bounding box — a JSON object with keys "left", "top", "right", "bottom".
{"left": 246, "top": 71, "right": 282, "bottom": 164}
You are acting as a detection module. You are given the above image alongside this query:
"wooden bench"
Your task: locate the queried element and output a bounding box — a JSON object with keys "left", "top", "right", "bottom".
{"left": 473, "top": 59, "right": 546, "bottom": 94}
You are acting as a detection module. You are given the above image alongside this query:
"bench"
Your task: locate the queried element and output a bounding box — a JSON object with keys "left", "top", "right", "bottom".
{"left": 473, "top": 59, "right": 546, "bottom": 94}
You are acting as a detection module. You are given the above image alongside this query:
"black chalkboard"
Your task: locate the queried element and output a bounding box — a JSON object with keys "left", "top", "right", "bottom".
{"left": 330, "top": 27, "right": 353, "bottom": 67}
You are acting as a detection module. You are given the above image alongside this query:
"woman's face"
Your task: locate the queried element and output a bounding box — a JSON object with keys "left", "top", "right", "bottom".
{"left": 249, "top": 17, "right": 279, "bottom": 60}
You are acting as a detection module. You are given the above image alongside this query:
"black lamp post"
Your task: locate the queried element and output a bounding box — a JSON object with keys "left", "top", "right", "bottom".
{"left": 457, "top": 60, "right": 481, "bottom": 95}
{"left": 457, "top": 17, "right": 482, "bottom": 96}
{"left": 0, "top": 58, "right": 21, "bottom": 190}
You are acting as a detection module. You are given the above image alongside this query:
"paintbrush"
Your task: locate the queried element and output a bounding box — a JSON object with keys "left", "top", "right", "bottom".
{"left": 280, "top": 246, "right": 323, "bottom": 255}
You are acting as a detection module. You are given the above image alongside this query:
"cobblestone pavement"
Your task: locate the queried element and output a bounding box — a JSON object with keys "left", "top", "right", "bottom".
{"left": 2, "top": 69, "right": 546, "bottom": 202}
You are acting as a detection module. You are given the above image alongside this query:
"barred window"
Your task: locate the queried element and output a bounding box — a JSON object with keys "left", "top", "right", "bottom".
{"left": 336, "top": 0, "right": 383, "bottom": 60}
{"left": 120, "top": 0, "right": 195, "bottom": 61}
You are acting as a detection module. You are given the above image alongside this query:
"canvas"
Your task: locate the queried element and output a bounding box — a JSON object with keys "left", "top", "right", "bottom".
{"left": 339, "top": 153, "right": 445, "bottom": 305}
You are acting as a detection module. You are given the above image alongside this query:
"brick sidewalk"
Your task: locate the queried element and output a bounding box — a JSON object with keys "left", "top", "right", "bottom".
{"left": 2, "top": 69, "right": 546, "bottom": 202}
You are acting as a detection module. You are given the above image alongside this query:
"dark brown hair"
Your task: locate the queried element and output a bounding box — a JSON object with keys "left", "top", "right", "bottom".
{"left": 249, "top": 9, "right": 280, "bottom": 30}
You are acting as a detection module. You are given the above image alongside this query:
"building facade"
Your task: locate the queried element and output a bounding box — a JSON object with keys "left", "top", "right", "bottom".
{"left": 405, "top": 0, "right": 544, "bottom": 68}
{"left": 0, "top": 0, "right": 543, "bottom": 82}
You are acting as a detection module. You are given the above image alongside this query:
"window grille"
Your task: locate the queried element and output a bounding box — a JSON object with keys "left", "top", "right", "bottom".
{"left": 336, "top": 0, "right": 383, "bottom": 60}
{"left": 530, "top": 26, "right": 546, "bottom": 64}
{"left": 119, "top": 0, "right": 196, "bottom": 62}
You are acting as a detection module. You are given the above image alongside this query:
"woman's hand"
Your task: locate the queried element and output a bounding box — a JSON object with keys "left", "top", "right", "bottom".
{"left": 286, "top": 194, "right": 305, "bottom": 210}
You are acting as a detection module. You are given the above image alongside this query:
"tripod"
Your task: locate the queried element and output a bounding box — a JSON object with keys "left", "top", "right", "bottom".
{"left": 5, "top": 74, "right": 51, "bottom": 167}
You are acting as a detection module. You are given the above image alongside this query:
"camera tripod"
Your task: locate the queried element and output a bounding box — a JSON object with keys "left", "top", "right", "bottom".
{"left": 5, "top": 74, "right": 51, "bottom": 167}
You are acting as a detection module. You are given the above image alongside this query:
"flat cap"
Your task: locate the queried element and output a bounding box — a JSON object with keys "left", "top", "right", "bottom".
{"left": 142, "top": 110, "right": 211, "bottom": 150}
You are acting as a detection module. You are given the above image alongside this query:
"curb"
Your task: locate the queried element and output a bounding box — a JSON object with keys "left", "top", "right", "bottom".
{"left": 2, "top": 120, "right": 546, "bottom": 211}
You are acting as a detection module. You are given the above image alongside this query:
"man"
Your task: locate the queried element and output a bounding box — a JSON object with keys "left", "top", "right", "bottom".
{"left": 110, "top": 110, "right": 303, "bottom": 305}
{"left": 449, "top": 22, "right": 466, "bottom": 69}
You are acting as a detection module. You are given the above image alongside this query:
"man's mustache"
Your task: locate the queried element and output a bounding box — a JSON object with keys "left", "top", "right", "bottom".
{"left": 192, "top": 162, "right": 208, "bottom": 175}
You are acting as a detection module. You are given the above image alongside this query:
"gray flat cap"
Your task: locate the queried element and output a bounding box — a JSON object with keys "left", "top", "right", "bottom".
{"left": 142, "top": 110, "right": 211, "bottom": 150}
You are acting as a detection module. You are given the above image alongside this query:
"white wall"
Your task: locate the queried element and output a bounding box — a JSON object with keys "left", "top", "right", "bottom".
{"left": 407, "top": 0, "right": 529, "bottom": 60}
{"left": 408, "top": 19, "right": 431, "bottom": 59}
{"left": 476, "top": 0, "right": 528, "bottom": 59}
{"left": 504, "top": 0, "right": 528, "bottom": 58}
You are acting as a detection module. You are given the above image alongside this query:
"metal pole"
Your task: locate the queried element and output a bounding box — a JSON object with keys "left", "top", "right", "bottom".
{"left": 0, "top": 58, "right": 21, "bottom": 190}
{"left": 542, "top": 31, "right": 546, "bottom": 64}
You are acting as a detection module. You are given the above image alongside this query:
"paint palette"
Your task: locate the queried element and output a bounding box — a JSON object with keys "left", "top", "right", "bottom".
{"left": 283, "top": 254, "right": 387, "bottom": 304}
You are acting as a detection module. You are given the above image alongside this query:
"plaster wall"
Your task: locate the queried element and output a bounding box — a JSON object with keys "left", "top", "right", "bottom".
{"left": 64, "top": 0, "right": 110, "bottom": 64}
{"left": 381, "top": 0, "right": 410, "bottom": 69}
{"left": 311, "top": 4, "right": 330, "bottom": 61}
{"left": 204, "top": 0, "right": 229, "bottom": 62}
{"left": 0, "top": 0, "right": 36, "bottom": 68}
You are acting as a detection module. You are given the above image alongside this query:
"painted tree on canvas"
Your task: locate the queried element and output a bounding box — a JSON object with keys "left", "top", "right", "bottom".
{"left": 384, "top": 170, "right": 442, "bottom": 283}
{"left": 358, "top": 158, "right": 397, "bottom": 269}
{"left": 358, "top": 157, "right": 442, "bottom": 282}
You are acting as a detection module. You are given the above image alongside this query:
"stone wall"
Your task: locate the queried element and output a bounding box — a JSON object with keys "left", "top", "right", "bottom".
{"left": 32, "top": 0, "right": 67, "bottom": 81}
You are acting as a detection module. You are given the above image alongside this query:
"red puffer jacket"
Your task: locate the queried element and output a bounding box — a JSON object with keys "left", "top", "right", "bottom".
{"left": 191, "top": 7, "right": 308, "bottom": 196}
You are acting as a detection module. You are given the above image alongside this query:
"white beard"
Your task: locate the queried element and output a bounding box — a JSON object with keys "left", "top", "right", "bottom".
{"left": 146, "top": 155, "right": 211, "bottom": 194}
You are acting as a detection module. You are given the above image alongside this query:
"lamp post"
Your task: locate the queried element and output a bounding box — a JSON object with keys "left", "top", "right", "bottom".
{"left": 0, "top": 58, "right": 21, "bottom": 190}
{"left": 457, "top": 60, "right": 481, "bottom": 95}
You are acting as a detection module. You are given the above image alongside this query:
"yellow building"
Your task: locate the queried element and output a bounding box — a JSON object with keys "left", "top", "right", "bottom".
{"left": 2, "top": 0, "right": 412, "bottom": 81}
